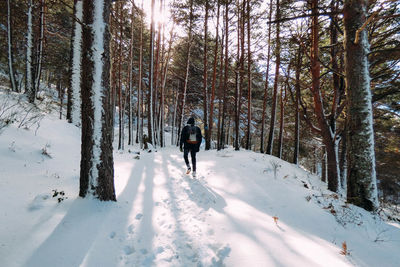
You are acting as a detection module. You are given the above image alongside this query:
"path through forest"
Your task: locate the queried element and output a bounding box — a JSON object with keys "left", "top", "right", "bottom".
{"left": 2, "top": 116, "right": 399, "bottom": 266}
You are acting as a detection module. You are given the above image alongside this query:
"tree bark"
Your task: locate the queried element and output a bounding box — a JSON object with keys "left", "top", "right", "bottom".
{"left": 34, "top": 0, "right": 45, "bottom": 96}
{"left": 172, "top": 81, "right": 180, "bottom": 145}
{"left": 80, "top": 0, "right": 116, "bottom": 201}
{"left": 160, "top": 24, "right": 174, "bottom": 148}
{"left": 117, "top": 1, "right": 124, "bottom": 150}
{"left": 127, "top": 2, "right": 135, "bottom": 145}
{"left": 57, "top": 78, "right": 64, "bottom": 119}
{"left": 26, "top": 0, "right": 34, "bottom": 101}
{"left": 309, "top": 0, "right": 340, "bottom": 192}
{"left": 136, "top": 0, "right": 144, "bottom": 148}
{"left": 216, "top": 31, "right": 224, "bottom": 150}
{"left": 178, "top": 0, "right": 194, "bottom": 143}
{"left": 220, "top": 1, "right": 229, "bottom": 150}
{"left": 344, "top": 0, "right": 379, "bottom": 211}
{"left": 67, "top": 0, "right": 83, "bottom": 125}
{"left": 234, "top": 0, "right": 244, "bottom": 151}
{"left": 245, "top": 0, "right": 252, "bottom": 150}
{"left": 7, "top": 0, "right": 17, "bottom": 92}
{"left": 148, "top": 0, "right": 156, "bottom": 147}
{"left": 293, "top": 44, "right": 302, "bottom": 165}
{"left": 260, "top": 0, "right": 273, "bottom": 153}
{"left": 339, "top": 127, "right": 347, "bottom": 191}
{"left": 266, "top": 0, "right": 281, "bottom": 155}
{"left": 203, "top": 0, "right": 210, "bottom": 150}
{"left": 277, "top": 67, "right": 289, "bottom": 159}
{"left": 153, "top": 0, "right": 163, "bottom": 147}
{"left": 322, "top": 148, "right": 327, "bottom": 182}
{"left": 207, "top": 0, "right": 220, "bottom": 150}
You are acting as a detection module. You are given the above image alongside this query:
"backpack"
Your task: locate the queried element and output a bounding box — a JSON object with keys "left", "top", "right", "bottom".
{"left": 187, "top": 126, "right": 198, "bottom": 144}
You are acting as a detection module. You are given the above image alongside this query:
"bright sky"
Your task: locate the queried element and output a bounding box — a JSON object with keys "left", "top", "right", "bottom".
{"left": 135, "top": 0, "right": 185, "bottom": 40}
{"left": 139, "top": 0, "right": 173, "bottom": 29}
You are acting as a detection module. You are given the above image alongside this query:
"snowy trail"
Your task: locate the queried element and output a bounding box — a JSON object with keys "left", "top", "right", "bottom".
{"left": 111, "top": 149, "right": 231, "bottom": 266}
{"left": 107, "top": 148, "right": 353, "bottom": 266}
{"left": 2, "top": 116, "right": 400, "bottom": 266}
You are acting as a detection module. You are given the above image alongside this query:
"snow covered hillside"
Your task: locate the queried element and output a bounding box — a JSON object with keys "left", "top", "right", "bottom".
{"left": 1, "top": 93, "right": 400, "bottom": 267}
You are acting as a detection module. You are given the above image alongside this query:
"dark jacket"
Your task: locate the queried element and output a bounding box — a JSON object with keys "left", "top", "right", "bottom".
{"left": 180, "top": 124, "right": 202, "bottom": 152}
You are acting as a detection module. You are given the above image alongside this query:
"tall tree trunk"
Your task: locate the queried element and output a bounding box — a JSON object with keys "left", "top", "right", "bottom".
{"left": 158, "top": 9, "right": 165, "bottom": 148}
{"left": 277, "top": 87, "right": 284, "bottom": 159}
{"left": 310, "top": 0, "right": 339, "bottom": 192}
{"left": 57, "top": 78, "right": 63, "bottom": 119}
{"left": 80, "top": 0, "right": 116, "bottom": 201}
{"left": 35, "top": 0, "right": 45, "bottom": 95}
{"left": 266, "top": 0, "right": 281, "bottom": 155}
{"left": 26, "top": 0, "right": 34, "bottom": 101}
{"left": 179, "top": 0, "right": 194, "bottom": 142}
{"left": 260, "top": 0, "right": 273, "bottom": 153}
{"left": 136, "top": 0, "right": 144, "bottom": 148}
{"left": 277, "top": 68, "right": 289, "bottom": 159}
{"left": 344, "top": 0, "right": 378, "bottom": 211}
{"left": 203, "top": 0, "right": 209, "bottom": 150}
{"left": 160, "top": 24, "right": 174, "bottom": 147}
{"left": 153, "top": 0, "right": 163, "bottom": 147}
{"left": 117, "top": 1, "right": 124, "bottom": 150}
{"left": 220, "top": 1, "right": 229, "bottom": 150}
{"left": 148, "top": 0, "right": 156, "bottom": 147}
{"left": 172, "top": 81, "right": 180, "bottom": 145}
{"left": 322, "top": 148, "right": 327, "bottom": 182}
{"left": 66, "top": 8, "right": 73, "bottom": 123}
{"left": 67, "top": 0, "right": 83, "bottom": 125}
{"left": 226, "top": 115, "right": 231, "bottom": 146}
{"left": 110, "top": 10, "right": 116, "bottom": 141}
{"left": 7, "top": 0, "right": 17, "bottom": 92}
{"left": 293, "top": 44, "right": 302, "bottom": 165}
{"left": 234, "top": 0, "right": 243, "bottom": 151}
{"left": 339, "top": 126, "right": 347, "bottom": 191}
{"left": 330, "top": 0, "right": 341, "bottom": 134}
{"left": 207, "top": 0, "right": 220, "bottom": 150}
{"left": 127, "top": 2, "right": 135, "bottom": 145}
{"left": 216, "top": 31, "right": 224, "bottom": 150}
{"left": 245, "top": 0, "right": 252, "bottom": 150}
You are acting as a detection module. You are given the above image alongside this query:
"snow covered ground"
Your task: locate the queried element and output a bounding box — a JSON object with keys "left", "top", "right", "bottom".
{"left": 1, "top": 91, "right": 400, "bottom": 267}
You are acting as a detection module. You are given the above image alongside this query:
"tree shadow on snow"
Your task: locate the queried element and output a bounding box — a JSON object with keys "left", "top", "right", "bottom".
{"left": 167, "top": 152, "right": 227, "bottom": 213}
{"left": 23, "top": 198, "right": 115, "bottom": 267}
{"left": 183, "top": 176, "right": 227, "bottom": 213}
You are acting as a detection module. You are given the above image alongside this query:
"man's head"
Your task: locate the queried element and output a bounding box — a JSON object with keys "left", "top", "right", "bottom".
{"left": 187, "top": 117, "right": 195, "bottom": 125}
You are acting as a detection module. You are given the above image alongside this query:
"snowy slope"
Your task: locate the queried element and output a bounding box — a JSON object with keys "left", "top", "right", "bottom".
{"left": 1, "top": 94, "right": 400, "bottom": 267}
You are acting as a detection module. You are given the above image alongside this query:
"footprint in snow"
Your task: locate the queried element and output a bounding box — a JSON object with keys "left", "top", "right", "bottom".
{"left": 28, "top": 194, "right": 51, "bottom": 211}
{"left": 211, "top": 245, "right": 231, "bottom": 267}
{"left": 155, "top": 246, "right": 164, "bottom": 254}
{"left": 135, "top": 213, "right": 143, "bottom": 220}
{"left": 109, "top": 231, "right": 116, "bottom": 239}
{"left": 124, "top": 245, "right": 135, "bottom": 255}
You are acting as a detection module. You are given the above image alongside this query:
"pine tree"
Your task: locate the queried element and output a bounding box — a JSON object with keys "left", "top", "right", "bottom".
{"left": 79, "top": 0, "right": 116, "bottom": 201}
{"left": 67, "top": 0, "right": 83, "bottom": 125}
{"left": 7, "top": 0, "right": 17, "bottom": 92}
{"left": 207, "top": 0, "right": 221, "bottom": 150}
{"left": 25, "top": 0, "right": 34, "bottom": 101}
{"left": 266, "top": 0, "right": 281, "bottom": 155}
{"left": 260, "top": 0, "right": 273, "bottom": 153}
{"left": 344, "top": 0, "right": 378, "bottom": 211}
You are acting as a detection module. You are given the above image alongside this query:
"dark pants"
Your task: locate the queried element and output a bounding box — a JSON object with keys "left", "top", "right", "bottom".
{"left": 184, "top": 148, "right": 197, "bottom": 172}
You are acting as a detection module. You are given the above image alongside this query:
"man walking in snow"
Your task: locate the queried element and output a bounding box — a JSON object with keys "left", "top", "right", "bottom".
{"left": 180, "top": 117, "right": 202, "bottom": 177}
